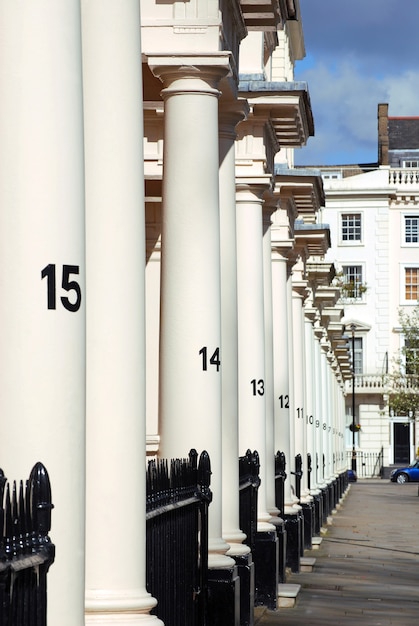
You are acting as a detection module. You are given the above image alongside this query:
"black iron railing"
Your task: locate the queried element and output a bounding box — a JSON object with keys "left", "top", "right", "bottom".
{"left": 146, "top": 449, "right": 212, "bottom": 626}
{"left": 307, "top": 453, "right": 312, "bottom": 491}
{"left": 0, "top": 462, "right": 55, "bottom": 626}
{"left": 291, "top": 454, "right": 302, "bottom": 500}
{"left": 274, "top": 451, "right": 286, "bottom": 516}
{"left": 238, "top": 450, "right": 260, "bottom": 551}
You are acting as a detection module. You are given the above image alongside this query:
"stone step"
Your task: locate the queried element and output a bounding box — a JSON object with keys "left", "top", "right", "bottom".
{"left": 277, "top": 583, "right": 301, "bottom": 608}
{"left": 300, "top": 556, "right": 316, "bottom": 572}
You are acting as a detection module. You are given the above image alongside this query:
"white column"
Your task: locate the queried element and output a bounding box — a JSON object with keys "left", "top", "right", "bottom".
{"left": 150, "top": 56, "right": 235, "bottom": 570}
{"left": 263, "top": 199, "right": 281, "bottom": 518}
{"left": 0, "top": 2, "right": 85, "bottom": 623}
{"left": 313, "top": 329, "right": 325, "bottom": 487}
{"left": 219, "top": 104, "right": 250, "bottom": 556}
{"left": 325, "top": 351, "right": 335, "bottom": 483}
{"left": 286, "top": 270, "right": 299, "bottom": 504}
{"left": 292, "top": 286, "right": 309, "bottom": 498}
{"left": 272, "top": 253, "right": 295, "bottom": 512}
{"left": 236, "top": 181, "right": 275, "bottom": 530}
{"left": 304, "top": 314, "right": 317, "bottom": 492}
{"left": 320, "top": 341, "right": 332, "bottom": 484}
{"left": 82, "top": 2, "right": 160, "bottom": 623}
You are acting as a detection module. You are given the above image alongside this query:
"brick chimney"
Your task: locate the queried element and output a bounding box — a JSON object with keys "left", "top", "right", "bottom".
{"left": 377, "top": 103, "right": 389, "bottom": 165}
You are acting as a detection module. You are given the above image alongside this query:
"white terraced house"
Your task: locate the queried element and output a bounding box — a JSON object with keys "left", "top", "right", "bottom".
{"left": 314, "top": 103, "right": 419, "bottom": 477}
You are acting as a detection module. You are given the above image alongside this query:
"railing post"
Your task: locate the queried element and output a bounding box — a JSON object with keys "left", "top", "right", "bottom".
{"left": 274, "top": 452, "right": 287, "bottom": 583}
{"left": 292, "top": 454, "right": 302, "bottom": 501}
{"left": 240, "top": 450, "right": 278, "bottom": 610}
{"left": 197, "top": 451, "right": 212, "bottom": 626}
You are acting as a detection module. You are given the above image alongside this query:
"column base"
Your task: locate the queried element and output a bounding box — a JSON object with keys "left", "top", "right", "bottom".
{"left": 85, "top": 591, "right": 163, "bottom": 625}
{"left": 312, "top": 491, "right": 323, "bottom": 535}
{"left": 321, "top": 485, "right": 330, "bottom": 521}
{"left": 270, "top": 515, "right": 286, "bottom": 584}
{"left": 252, "top": 530, "right": 278, "bottom": 610}
{"left": 283, "top": 512, "right": 301, "bottom": 573}
{"left": 207, "top": 564, "right": 240, "bottom": 626}
{"left": 301, "top": 501, "right": 314, "bottom": 550}
{"left": 85, "top": 615, "right": 163, "bottom": 625}
{"left": 231, "top": 552, "right": 255, "bottom": 626}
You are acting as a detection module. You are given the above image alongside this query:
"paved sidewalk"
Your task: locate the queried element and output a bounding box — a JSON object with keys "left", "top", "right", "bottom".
{"left": 255, "top": 479, "right": 419, "bottom": 625}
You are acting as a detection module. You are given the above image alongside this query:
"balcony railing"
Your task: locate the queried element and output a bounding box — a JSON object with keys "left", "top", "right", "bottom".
{"left": 389, "top": 168, "right": 419, "bottom": 186}
{"left": 346, "top": 374, "right": 386, "bottom": 392}
{"left": 346, "top": 374, "right": 419, "bottom": 393}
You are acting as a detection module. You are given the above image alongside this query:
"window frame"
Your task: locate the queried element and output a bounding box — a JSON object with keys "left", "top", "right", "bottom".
{"left": 341, "top": 264, "right": 365, "bottom": 302}
{"left": 403, "top": 160, "right": 419, "bottom": 168}
{"left": 402, "top": 213, "right": 419, "bottom": 246}
{"left": 352, "top": 337, "right": 363, "bottom": 375}
{"left": 340, "top": 212, "right": 363, "bottom": 245}
{"left": 400, "top": 264, "right": 419, "bottom": 304}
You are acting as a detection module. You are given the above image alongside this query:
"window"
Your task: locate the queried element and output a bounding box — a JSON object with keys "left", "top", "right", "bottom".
{"left": 405, "top": 338, "right": 419, "bottom": 376}
{"left": 404, "top": 215, "right": 419, "bottom": 244}
{"left": 322, "top": 170, "right": 342, "bottom": 180}
{"left": 342, "top": 265, "right": 364, "bottom": 300}
{"left": 349, "top": 337, "right": 363, "bottom": 374}
{"left": 404, "top": 268, "right": 419, "bottom": 301}
{"left": 341, "top": 213, "right": 361, "bottom": 242}
{"left": 353, "top": 338, "right": 363, "bottom": 374}
{"left": 403, "top": 160, "right": 419, "bottom": 168}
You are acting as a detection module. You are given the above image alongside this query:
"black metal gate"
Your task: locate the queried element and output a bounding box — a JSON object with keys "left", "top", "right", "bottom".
{"left": 0, "top": 462, "right": 55, "bottom": 626}
{"left": 146, "top": 449, "right": 211, "bottom": 626}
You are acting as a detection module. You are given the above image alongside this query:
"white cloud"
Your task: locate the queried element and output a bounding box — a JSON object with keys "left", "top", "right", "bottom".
{"left": 295, "top": 0, "right": 419, "bottom": 164}
{"left": 386, "top": 71, "right": 419, "bottom": 115}
{"left": 296, "top": 60, "right": 419, "bottom": 165}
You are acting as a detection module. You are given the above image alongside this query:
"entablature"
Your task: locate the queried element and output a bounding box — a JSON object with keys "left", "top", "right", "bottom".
{"left": 306, "top": 260, "right": 335, "bottom": 288}
{"left": 274, "top": 165, "right": 324, "bottom": 217}
{"left": 238, "top": 80, "right": 314, "bottom": 147}
{"left": 239, "top": 0, "right": 300, "bottom": 31}
{"left": 313, "top": 284, "right": 341, "bottom": 311}
{"left": 143, "top": 102, "right": 164, "bottom": 179}
{"left": 294, "top": 222, "right": 330, "bottom": 257}
{"left": 269, "top": 200, "right": 296, "bottom": 250}
{"left": 239, "top": 0, "right": 281, "bottom": 31}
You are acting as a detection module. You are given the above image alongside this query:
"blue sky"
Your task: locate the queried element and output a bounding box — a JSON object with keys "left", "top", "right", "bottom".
{"left": 294, "top": 0, "right": 419, "bottom": 165}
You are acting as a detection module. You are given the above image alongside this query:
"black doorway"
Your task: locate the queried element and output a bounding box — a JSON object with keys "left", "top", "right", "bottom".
{"left": 394, "top": 422, "right": 410, "bottom": 464}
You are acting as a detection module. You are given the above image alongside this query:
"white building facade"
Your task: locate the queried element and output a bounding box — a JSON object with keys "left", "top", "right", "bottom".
{"left": 319, "top": 104, "right": 419, "bottom": 472}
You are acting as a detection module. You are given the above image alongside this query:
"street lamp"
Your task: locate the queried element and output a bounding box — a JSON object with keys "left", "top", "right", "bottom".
{"left": 350, "top": 323, "right": 357, "bottom": 473}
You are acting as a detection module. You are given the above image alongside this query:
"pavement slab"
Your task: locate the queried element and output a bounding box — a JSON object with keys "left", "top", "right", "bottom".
{"left": 255, "top": 480, "right": 419, "bottom": 625}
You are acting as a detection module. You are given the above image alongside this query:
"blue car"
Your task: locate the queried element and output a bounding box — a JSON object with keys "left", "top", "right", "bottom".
{"left": 347, "top": 469, "right": 357, "bottom": 482}
{"left": 390, "top": 460, "right": 419, "bottom": 483}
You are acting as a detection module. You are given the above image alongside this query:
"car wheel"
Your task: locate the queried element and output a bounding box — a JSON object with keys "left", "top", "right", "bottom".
{"left": 396, "top": 472, "right": 409, "bottom": 484}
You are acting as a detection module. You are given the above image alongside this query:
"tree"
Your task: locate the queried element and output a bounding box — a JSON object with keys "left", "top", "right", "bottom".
{"left": 388, "top": 305, "right": 419, "bottom": 416}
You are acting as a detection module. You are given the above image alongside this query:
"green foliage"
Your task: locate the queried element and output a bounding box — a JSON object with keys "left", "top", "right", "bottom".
{"left": 333, "top": 271, "right": 367, "bottom": 300}
{"left": 388, "top": 306, "right": 419, "bottom": 416}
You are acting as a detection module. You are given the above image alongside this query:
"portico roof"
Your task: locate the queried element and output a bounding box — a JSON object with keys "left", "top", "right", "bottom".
{"left": 238, "top": 80, "right": 314, "bottom": 147}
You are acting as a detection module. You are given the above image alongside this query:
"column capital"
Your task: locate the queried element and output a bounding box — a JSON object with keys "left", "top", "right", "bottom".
{"left": 148, "top": 53, "right": 232, "bottom": 93}
{"left": 236, "top": 176, "right": 273, "bottom": 202}
{"left": 219, "top": 98, "right": 250, "bottom": 140}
